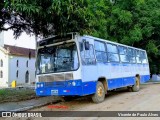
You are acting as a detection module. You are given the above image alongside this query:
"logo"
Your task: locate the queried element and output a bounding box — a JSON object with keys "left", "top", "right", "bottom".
{"left": 2, "top": 112, "right": 11, "bottom": 117}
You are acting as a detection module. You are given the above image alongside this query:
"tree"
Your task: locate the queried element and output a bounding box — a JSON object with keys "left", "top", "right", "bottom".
{"left": 0, "top": 0, "right": 109, "bottom": 38}
{"left": 1, "top": 0, "right": 160, "bottom": 73}
{"left": 106, "top": 0, "right": 160, "bottom": 74}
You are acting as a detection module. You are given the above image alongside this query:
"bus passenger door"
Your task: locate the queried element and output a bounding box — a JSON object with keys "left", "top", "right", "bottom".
{"left": 79, "top": 41, "right": 97, "bottom": 95}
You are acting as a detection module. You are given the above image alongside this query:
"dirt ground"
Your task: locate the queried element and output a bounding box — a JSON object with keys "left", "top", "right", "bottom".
{"left": 2, "top": 83, "right": 160, "bottom": 120}
{"left": 32, "top": 83, "right": 160, "bottom": 112}
{"left": 30, "top": 83, "right": 160, "bottom": 120}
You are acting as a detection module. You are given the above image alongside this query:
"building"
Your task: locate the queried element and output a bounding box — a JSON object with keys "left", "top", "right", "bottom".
{"left": 0, "top": 31, "right": 36, "bottom": 87}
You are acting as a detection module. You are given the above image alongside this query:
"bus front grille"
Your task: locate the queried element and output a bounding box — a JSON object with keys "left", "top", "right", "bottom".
{"left": 38, "top": 73, "right": 73, "bottom": 83}
{"left": 45, "top": 81, "right": 65, "bottom": 87}
{"left": 44, "top": 82, "right": 53, "bottom": 87}
{"left": 39, "top": 75, "right": 54, "bottom": 82}
{"left": 65, "top": 73, "right": 73, "bottom": 80}
{"left": 54, "top": 74, "right": 65, "bottom": 81}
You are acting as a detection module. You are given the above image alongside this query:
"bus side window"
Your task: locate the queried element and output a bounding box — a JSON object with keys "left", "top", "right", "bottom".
{"left": 127, "top": 48, "right": 136, "bottom": 63}
{"left": 136, "top": 50, "right": 141, "bottom": 63}
{"left": 107, "top": 43, "right": 119, "bottom": 62}
{"left": 118, "top": 46, "right": 129, "bottom": 63}
{"left": 94, "top": 41, "right": 107, "bottom": 63}
{"left": 79, "top": 42, "right": 96, "bottom": 65}
{"left": 140, "top": 51, "right": 148, "bottom": 64}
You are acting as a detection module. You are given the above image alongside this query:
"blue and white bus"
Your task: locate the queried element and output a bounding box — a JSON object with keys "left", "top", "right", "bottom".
{"left": 36, "top": 33, "right": 150, "bottom": 103}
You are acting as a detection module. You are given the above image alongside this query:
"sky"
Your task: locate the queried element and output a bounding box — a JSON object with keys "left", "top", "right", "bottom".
{"left": 3, "top": 29, "right": 36, "bottom": 49}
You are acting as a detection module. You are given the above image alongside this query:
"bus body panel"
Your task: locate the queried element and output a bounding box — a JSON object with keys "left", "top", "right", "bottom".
{"left": 79, "top": 35, "right": 150, "bottom": 93}
{"left": 35, "top": 33, "right": 150, "bottom": 97}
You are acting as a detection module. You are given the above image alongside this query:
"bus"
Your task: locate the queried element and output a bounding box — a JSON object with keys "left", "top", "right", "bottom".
{"left": 35, "top": 32, "right": 150, "bottom": 103}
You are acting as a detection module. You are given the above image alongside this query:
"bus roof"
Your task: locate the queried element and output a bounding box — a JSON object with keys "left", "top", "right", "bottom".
{"left": 38, "top": 32, "right": 146, "bottom": 52}
{"left": 82, "top": 35, "right": 146, "bottom": 52}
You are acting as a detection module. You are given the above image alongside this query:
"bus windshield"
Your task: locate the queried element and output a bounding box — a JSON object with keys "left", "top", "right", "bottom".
{"left": 36, "top": 42, "right": 79, "bottom": 74}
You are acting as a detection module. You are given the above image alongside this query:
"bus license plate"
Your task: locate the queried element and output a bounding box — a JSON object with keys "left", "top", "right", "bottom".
{"left": 51, "top": 90, "right": 58, "bottom": 95}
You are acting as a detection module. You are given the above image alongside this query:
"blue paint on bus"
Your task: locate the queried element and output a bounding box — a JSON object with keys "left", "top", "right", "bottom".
{"left": 36, "top": 75, "right": 150, "bottom": 96}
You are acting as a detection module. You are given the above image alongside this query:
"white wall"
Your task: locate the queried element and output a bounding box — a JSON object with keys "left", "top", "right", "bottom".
{"left": 8, "top": 55, "right": 36, "bottom": 85}
{"left": 0, "top": 49, "right": 9, "bottom": 87}
{"left": 0, "top": 28, "right": 37, "bottom": 87}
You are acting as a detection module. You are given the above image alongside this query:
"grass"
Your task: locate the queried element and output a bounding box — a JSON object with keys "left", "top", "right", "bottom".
{"left": 0, "top": 88, "right": 37, "bottom": 103}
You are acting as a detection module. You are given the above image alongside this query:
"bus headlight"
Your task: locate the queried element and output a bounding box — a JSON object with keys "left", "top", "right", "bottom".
{"left": 37, "top": 84, "right": 40, "bottom": 88}
{"left": 40, "top": 84, "right": 43, "bottom": 87}
{"left": 66, "top": 80, "right": 81, "bottom": 86}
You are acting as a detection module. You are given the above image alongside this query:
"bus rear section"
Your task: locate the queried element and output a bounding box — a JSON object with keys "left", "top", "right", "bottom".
{"left": 78, "top": 35, "right": 150, "bottom": 103}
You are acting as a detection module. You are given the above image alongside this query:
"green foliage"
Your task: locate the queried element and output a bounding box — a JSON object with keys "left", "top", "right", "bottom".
{"left": 106, "top": 0, "right": 160, "bottom": 73}
{"left": 0, "top": 0, "right": 110, "bottom": 37}
{"left": 0, "top": 0, "right": 160, "bottom": 73}
{"left": 146, "top": 41, "right": 159, "bottom": 55}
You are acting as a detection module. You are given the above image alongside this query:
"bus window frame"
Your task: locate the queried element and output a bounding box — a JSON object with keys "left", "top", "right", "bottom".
{"left": 140, "top": 50, "right": 148, "bottom": 64}
{"left": 136, "top": 49, "right": 142, "bottom": 64}
{"left": 36, "top": 41, "right": 81, "bottom": 75}
{"left": 118, "top": 45, "right": 130, "bottom": 63}
{"left": 94, "top": 40, "right": 108, "bottom": 63}
{"left": 144, "top": 50, "right": 149, "bottom": 64}
{"left": 106, "top": 43, "right": 120, "bottom": 63}
{"left": 80, "top": 42, "right": 96, "bottom": 66}
{"left": 127, "top": 47, "right": 137, "bottom": 64}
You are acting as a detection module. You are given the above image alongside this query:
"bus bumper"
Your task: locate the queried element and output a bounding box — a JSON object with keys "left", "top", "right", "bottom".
{"left": 35, "top": 80, "right": 96, "bottom": 96}
{"left": 35, "top": 79, "right": 84, "bottom": 96}
{"left": 36, "top": 86, "right": 83, "bottom": 96}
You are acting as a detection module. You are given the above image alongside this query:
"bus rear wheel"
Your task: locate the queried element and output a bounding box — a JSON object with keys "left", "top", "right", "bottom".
{"left": 130, "top": 77, "right": 140, "bottom": 92}
{"left": 92, "top": 81, "right": 105, "bottom": 103}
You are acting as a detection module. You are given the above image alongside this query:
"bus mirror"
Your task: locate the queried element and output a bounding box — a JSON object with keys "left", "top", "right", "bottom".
{"left": 84, "top": 41, "right": 90, "bottom": 50}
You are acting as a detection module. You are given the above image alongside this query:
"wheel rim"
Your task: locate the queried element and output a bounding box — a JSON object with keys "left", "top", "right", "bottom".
{"left": 97, "top": 86, "right": 103, "bottom": 97}
{"left": 136, "top": 78, "right": 140, "bottom": 88}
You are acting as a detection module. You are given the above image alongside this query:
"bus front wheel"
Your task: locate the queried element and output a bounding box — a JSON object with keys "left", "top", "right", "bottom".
{"left": 92, "top": 81, "right": 105, "bottom": 103}
{"left": 130, "top": 77, "right": 140, "bottom": 92}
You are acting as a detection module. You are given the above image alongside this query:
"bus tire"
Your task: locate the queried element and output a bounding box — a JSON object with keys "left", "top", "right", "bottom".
{"left": 131, "top": 77, "right": 140, "bottom": 92}
{"left": 91, "top": 81, "right": 105, "bottom": 103}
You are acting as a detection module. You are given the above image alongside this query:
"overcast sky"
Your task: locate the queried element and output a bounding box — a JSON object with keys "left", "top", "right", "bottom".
{"left": 3, "top": 30, "right": 36, "bottom": 49}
